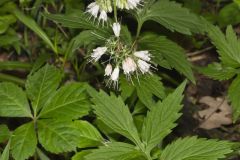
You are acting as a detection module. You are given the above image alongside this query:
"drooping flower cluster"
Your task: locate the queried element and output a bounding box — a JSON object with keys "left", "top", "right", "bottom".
{"left": 86, "top": 0, "right": 142, "bottom": 22}
{"left": 89, "top": 22, "right": 152, "bottom": 88}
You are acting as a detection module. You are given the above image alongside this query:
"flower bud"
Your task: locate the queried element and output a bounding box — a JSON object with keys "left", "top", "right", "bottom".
{"left": 91, "top": 47, "right": 108, "bottom": 62}
{"left": 111, "top": 66, "right": 120, "bottom": 81}
{"left": 122, "top": 57, "right": 137, "bottom": 74}
{"left": 105, "top": 64, "right": 112, "bottom": 76}
{"left": 134, "top": 50, "right": 151, "bottom": 62}
{"left": 112, "top": 22, "right": 121, "bottom": 37}
{"left": 137, "top": 59, "right": 151, "bottom": 74}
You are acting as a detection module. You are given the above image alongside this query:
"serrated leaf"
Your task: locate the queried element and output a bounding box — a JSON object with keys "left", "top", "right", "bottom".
{"left": 142, "top": 81, "right": 186, "bottom": 152}
{"left": 38, "top": 120, "right": 80, "bottom": 153}
{"left": 26, "top": 64, "right": 62, "bottom": 116}
{"left": 13, "top": 10, "right": 57, "bottom": 53}
{"left": 91, "top": 90, "right": 141, "bottom": 145}
{"left": 74, "top": 120, "right": 103, "bottom": 148}
{"left": 0, "top": 125, "right": 11, "bottom": 143}
{"left": 43, "top": 11, "right": 111, "bottom": 34}
{"left": 11, "top": 122, "right": 37, "bottom": 160}
{"left": 39, "top": 83, "right": 90, "bottom": 120}
{"left": 0, "top": 82, "right": 32, "bottom": 118}
{"left": 135, "top": 75, "right": 165, "bottom": 108}
{"left": 134, "top": 0, "right": 203, "bottom": 35}
{"left": 228, "top": 75, "right": 240, "bottom": 122}
{"left": 160, "top": 137, "right": 233, "bottom": 160}
{"left": 0, "top": 140, "right": 11, "bottom": 160}
{"left": 85, "top": 142, "right": 145, "bottom": 160}
{"left": 207, "top": 25, "right": 240, "bottom": 67}
{"left": 199, "top": 63, "right": 237, "bottom": 80}
{"left": 139, "top": 34, "right": 195, "bottom": 83}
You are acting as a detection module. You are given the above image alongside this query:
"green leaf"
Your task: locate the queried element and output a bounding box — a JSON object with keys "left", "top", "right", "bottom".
{"left": 218, "top": 3, "right": 240, "bottom": 27}
{"left": 0, "top": 125, "right": 11, "bottom": 143}
{"left": 91, "top": 90, "right": 141, "bottom": 145}
{"left": 26, "top": 64, "right": 62, "bottom": 115}
{"left": 134, "top": 0, "right": 203, "bottom": 35}
{"left": 160, "top": 137, "right": 233, "bottom": 160}
{"left": 74, "top": 120, "right": 104, "bottom": 148}
{"left": 139, "top": 34, "right": 195, "bottom": 83}
{"left": 11, "top": 122, "right": 37, "bottom": 160}
{"left": 13, "top": 10, "right": 57, "bottom": 53}
{"left": 85, "top": 142, "right": 145, "bottom": 160}
{"left": 43, "top": 11, "right": 111, "bottom": 34}
{"left": 0, "top": 82, "right": 32, "bottom": 118}
{"left": 142, "top": 81, "right": 186, "bottom": 152}
{"left": 228, "top": 75, "right": 240, "bottom": 122}
{"left": 65, "top": 30, "right": 105, "bottom": 60}
{"left": 39, "top": 83, "right": 90, "bottom": 120}
{"left": 135, "top": 75, "right": 165, "bottom": 108}
{"left": 72, "top": 151, "right": 91, "bottom": 160}
{"left": 207, "top": 25, "right": 240, "bottom": 67}
{"left": 0, "top": 139, "right": 10, "bottom": 160}
{"left": 199, "top": 63, "right": 237, "bottom": 80}
{"left": 38, "top": 120, "right": 80, "bottom": 153}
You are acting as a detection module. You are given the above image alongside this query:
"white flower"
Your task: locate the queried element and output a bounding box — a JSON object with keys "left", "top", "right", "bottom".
{"left": 91, "top": 47, "right": 107, "bottom": 62}
{"left": 122, "top": 57, "right": 137, "bottom": 74}
{"left": 99, "top": 10, "right": 108, "bottom": 22}
{"left": 112, "top": 22, "right": 121, "bottom": 37}
{"left": 137, "top": 59, "right": 151, "bottom": 74}
{"left": 127, "top": 0, "right": 141, "bottom": 9}
{"left": 105, "top": 64, "right": 112, "bottom": 76}
{"left": 111, "top": 66, "right": 120, "bottom": 81}
{"left": 86, "top": 2, "right": 100, "bottom": 18}
{"left": 134, "top": 50, "right": 151, "bottom": 61}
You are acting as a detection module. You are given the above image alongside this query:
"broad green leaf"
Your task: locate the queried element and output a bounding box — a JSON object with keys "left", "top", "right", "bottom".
{"left": 91, "top": 90, "right": 141, "bottom": 145}
{"left": 0, "top": 82, "right": 32, "bottom": 118}
{"left": 43, "top": 11, "right": 111, "bottom": 34}
{"left": 199, "top": 63, "right": 237, "bottom": 80}
{"left": 135, "top": 75, "right": 165, "bottom": 108}
{"left": 26, "top": 64, "right": 62, "bottom": 115}
{"left": 13, "top": 10, "right": 57, "bottom": 53}
{"left": 160, "top": 137, "right": 233, "bottom": 160}
{"left": 11, "top": 122, "right": 37, "bottom": 160}
{"left": 0, "top": 125, "right": 11, "bottom": 143}
{"left": 207, "top": 25, "right": 240, "bottom": 67}
{"left": 228, "top": 75, "right": 240, "bottom": 122}
{"left": 120, "top": 76, "right": 135, "bottom": 101}
{"left": 85, "top": 142, "right": 145, "bottom": 160}
{"left": 0, "top": 139, "right": 11, "bottom": 160}
{"left": 38, "top": 120, "right": 80, "bottom": 153}
{"left": 134, "top": 0, "right": 203, "bottom": 35}
{"left": 0, "top": 15, "right": 16, "bottom": 34}
{"left": 39, "top": 83, "right": 90, "bottom": 120}
{"left": 74, "top": 120, "right": 104, "bottom": 148}
{"left": 142, "top": 81, "right": 186, "bottom": 152}
{"left": 139, "top": 34, "right": 195, "bottom": 83}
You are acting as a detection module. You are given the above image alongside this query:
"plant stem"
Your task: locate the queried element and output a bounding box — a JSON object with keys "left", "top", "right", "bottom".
{"left": 136, "top": 21, "right": 143, "bottom": 38}
{"left": 0, "top": 61, "right": 32, "bottom": 71}
{"left": 113, "top": 0, "right": 118, "bottom": 22}
{"left": 0, "top": 73, "right": 25, "bottom": 86}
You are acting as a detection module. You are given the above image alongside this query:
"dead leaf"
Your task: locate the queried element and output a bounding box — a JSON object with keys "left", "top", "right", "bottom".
{"left": 194, "top": 96, "right": 232, "bottom": 130}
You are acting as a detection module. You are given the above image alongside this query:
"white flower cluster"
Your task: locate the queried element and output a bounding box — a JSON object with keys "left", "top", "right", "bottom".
{"left": 90, "top": 22, "right": 152, "bottom": 88}
{"left": 86, "top": 0, "right": 142, "bottom": 22}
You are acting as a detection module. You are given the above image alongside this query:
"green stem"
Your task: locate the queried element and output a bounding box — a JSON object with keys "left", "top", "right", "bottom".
{"left": 113, "top": 0, "right": 118, "bottom": 22}
{"left": 0, "top": 73, "right": 25, "bottom": 86}
{"left": 136, "top": 21, "right": 143, "bottom": 38}
{"left": 0, "top": 61, "right": 32, "bottom": 71}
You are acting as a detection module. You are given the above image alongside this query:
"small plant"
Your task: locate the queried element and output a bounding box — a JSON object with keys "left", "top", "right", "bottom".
{"left": 200, "top": 24, "right": 240, "bottom": 122}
